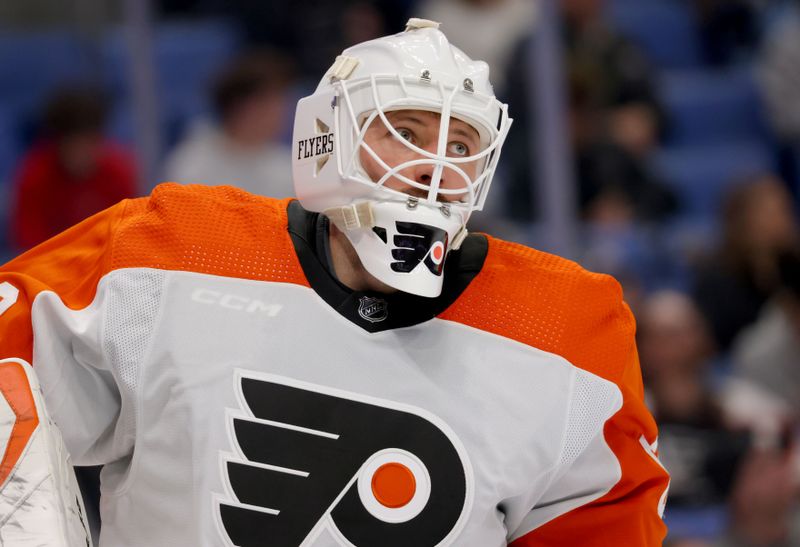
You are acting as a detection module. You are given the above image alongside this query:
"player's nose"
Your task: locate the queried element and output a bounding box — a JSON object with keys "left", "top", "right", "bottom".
{"left": 410, "top": 162, "right": 463, "bottom": 203}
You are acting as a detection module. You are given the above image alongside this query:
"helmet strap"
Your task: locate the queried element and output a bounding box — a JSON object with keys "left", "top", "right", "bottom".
{"left": 451, "top": 226, "right": 469, "bottom": 250}
{"left": 323, "top": 202, "right": 375, "bottom": 231}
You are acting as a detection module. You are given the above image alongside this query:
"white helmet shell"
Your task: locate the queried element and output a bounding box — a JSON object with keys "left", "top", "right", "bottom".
{"left": 292, "top": 18, "right": 512, "bottom": 297}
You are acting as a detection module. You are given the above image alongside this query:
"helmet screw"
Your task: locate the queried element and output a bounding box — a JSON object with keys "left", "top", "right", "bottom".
{"left": 406, "top": 197, "right": 420, "bottom": 210}
{"left": 463, "top": 78, "right": 474, "bottom": 92}
{"left": 420, "top": 69, "right": 431, "bottom": 82}
{"left": 440, "top": 203, "right": 452, "bottom": 217}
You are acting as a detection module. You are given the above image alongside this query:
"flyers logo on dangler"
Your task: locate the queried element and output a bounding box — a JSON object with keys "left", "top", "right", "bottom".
{"left": 215, "top": 371, "right": 474, "bottom": 547}
{"left": 390, "top": 222, "right": 449, "bottom": 276}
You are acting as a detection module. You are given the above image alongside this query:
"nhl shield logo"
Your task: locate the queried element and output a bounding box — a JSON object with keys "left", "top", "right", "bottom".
{"left": 358, "top": 296, "right": 388, "bottom": 323}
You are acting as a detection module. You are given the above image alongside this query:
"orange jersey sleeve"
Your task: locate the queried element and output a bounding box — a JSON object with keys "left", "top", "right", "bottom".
{"left": 440, "top": 237, "right": 670, "bottom": 546}
{"left": 1, "top": 197, "right": 128, "bottom": 362}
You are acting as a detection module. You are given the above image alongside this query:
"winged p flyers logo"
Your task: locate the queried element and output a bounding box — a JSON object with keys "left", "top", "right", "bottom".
{"left": 389, "top": 222, "right": 448, "bottom": 276}
{"left": 215, "top": 371, "right": 473, "bottom": 546}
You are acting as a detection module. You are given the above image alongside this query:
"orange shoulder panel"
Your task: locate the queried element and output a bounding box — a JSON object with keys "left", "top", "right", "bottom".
{"left": 107, "top": 183, "right": 309, "bottom": 286}
{"left": 440, "top": 235, "right": 635, "bottom": 384}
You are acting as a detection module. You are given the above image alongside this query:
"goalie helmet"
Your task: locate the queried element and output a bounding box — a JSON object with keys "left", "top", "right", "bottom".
{"left": 292, "top": 18, "right": 512, "bottom": 297}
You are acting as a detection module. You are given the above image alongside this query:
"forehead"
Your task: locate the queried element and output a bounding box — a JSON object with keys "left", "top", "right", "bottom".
{"left": 383, "top": 109, "right": 479, "bottom": 137}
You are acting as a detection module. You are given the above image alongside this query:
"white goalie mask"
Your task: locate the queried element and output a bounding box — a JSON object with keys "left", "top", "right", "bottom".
{"left": 292, "top": 18, "right": 512, "bottom": 297}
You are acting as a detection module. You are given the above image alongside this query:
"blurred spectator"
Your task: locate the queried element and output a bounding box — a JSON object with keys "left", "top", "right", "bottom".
{"left": 416, "top": 0, "right": 537, "bottom": 95}
{"left": 196, "top": 0, "right": 395, "bottom": 81}
{"left": 501, "top": 0, "right": 674, "bottom": 223}
{"left": 691, "top": 175, "right": 799, "bottom": 352}
{"left": 715, "top": 445, "right": 800, "bottom": 547}
{"left": 715, "top": 250, "right": 800, "bottom": 544}
{"left": 722, "top": 251, "right": 800, "bottom": 443}
{"left": 577, "top": 141, "right": 678, "bottom": 225}
{"left": 639, "top": 291, "right": 750, "bottom": 510}
{"left": 562, "top": 0, "right": 665, "bottom": 157}
{"left": 163, "top": 49, "right": 296, "bottom": 197}
{"left": 639, "top": 290, "right": 716, "bottom": 427}
{"left": 9, "top": 87, "right": 136, "bottom": 252}
{"left": 759, "top": 1, "right": 800, "bottom": 139}
{"left": 565, "top": 0, "right": 675, "bottom": 224}
{"left": 758, "top": 1, "right": 800, "bottom": 192}
{"left": 694, "top": 0, "right": 760, "bottom": 66}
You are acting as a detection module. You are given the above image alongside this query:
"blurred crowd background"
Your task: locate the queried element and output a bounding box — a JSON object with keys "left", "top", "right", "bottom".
{"left": 2, "top": 0, "right": 800, "bottom": 545}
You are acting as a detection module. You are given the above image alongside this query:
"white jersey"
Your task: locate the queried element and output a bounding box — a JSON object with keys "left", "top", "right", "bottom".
{"left": 0, "top": 184, "right": 668, "bottom": 546}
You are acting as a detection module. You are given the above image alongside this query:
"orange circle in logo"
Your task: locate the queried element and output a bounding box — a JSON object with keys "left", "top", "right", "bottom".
{"left": 371, "top": 462, "right": 417, "bottom": 508}
{"left": 432, "top": 243, "right": 444, "bottom": 263}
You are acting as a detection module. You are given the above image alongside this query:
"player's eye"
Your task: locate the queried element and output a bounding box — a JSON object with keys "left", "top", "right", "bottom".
{"left": 396, "top": 128, "right": 415, "bottom": 144}
{"left": 447, "top": 141, "right": 469, "bottom": 157}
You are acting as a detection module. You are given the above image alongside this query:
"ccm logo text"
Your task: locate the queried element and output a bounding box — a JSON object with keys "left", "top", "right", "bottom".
{"left": 191, "top": 289, "right": 283, "bottom": 316}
